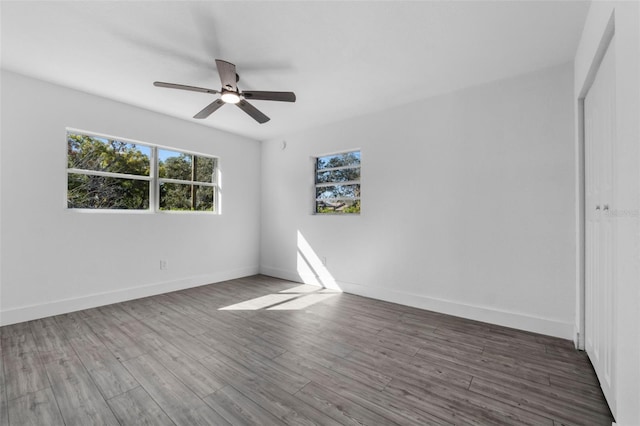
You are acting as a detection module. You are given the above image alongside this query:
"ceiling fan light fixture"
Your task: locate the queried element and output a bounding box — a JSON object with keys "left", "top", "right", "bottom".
{"left": 221, "top": 91, "right": 241, "bottom": 104}
{"left": 154, "top": 59, "right": 295, "bottom": 123}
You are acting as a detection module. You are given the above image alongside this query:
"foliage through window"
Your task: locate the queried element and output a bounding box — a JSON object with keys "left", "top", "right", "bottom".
{"left": 315, "top": 150, "right": 361, "bottom": 214}
{"left": 67, "top": 131, "right": 218, "bottom": 212}
{"left": 158, "top": 149, "right": 215, "bottom": 211}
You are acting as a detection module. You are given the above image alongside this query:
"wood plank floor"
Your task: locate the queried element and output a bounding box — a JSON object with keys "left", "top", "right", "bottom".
{"left": 1, "top": 275, "right": 613, "bottom": 425}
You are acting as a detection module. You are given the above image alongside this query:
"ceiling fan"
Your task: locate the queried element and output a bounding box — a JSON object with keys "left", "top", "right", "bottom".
{"left": 154, "top": 59, "right": 296, "bottom": 124}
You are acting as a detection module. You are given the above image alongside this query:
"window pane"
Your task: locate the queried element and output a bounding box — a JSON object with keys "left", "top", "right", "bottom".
{"left": 158, "top": 149, "right": 192, "bottom": 180}
{"left": 194, "top": 155, "right": 215, "bottom": 183}
{"left": 67, "top": 133, "right": 150, "bottom": 176}
{"left": 159, "top": 182, "right": 214, "bottom": 211}
{"left": 316, "top": 184, "right": 360, "bottom": 199}
{"left": 316, "top": 151, "right": 361, "bottom": 170}
{"left": 316, "top": 199, "right": 360, "bottom": 214}
{"left": 316, "top": 167, "right": 360, "bottom": 184}
{"left": 67, "top": 174, "right": 149, "bottom": 209}
{"left": 158, "top": 150, "right": 214, "bottom": 183}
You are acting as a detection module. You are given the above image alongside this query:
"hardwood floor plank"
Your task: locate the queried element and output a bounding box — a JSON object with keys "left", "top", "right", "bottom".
{"left": 54, "top": 312, "right": 95, "bottom": 339}
{"left": 118, "top": 298, "right": 164, "bottom": 321}
{"left": 203, "top": 385, "right": 285, "bottom": 426}
{"left": 122, "top": 354, "right": 230, "bottom": 426}
{"left": 29, "top": 318, "right": 73, "bottom": 356}
{"left": 198, "top": 353, "right": 342, "bottom": 426}
{"left": 43, "top": 354, "right": 120, "bottom": 425}
{"left": 468, "top": 376, "right": 614, "bottom": 425}
{"left": 1, "top": 322, "right": 38, "bottom": 357}
{"left": 433, "top": 326, "right": 543, "bottom": 354}
{"left": 3, "top": 350, "right": 49, "bottom": 401}
{"left": 260, "top": 327, "right": 355, "bottom": 359}
{"left": 400, "top": 326, "right": 485, "bottom": 356}
{"left": 144, "top": 316, "right": 215, "bottom": 360}
{"left": 376, "top": 320, "right": 436, "bottom": 341}
{"left": 147, "top": 302, "right": 212, "bottom": 336}
{"left": 295, "top": 381, "right": 398, "bottom": 426}
{"left": 68, "top": 330, "right": 139, "bottom": 399}
{"left": 385, "top": 378, "right": 554, "bottom": 426}
{"left": 372, "top": 327, "right": 427, "bottom": 356}
{"left": 318, "top": 326, "right": 407, "bottom": 359}
{"left": 155, "top": 293, "right": 244, "bottom": 334}
{"left": 416, "top": 343, "right": 551, "bottom": 385}
{"left": 7, "top": 387, "right": 64, "bottom": 426}
{"left": 137, "top": 333, "right": 225, "bottom": 398}
{"left": 549, "top": 373, "right": 610, "bottom": 400}
{"left": 482, "top": 344, "right": 599, "bottom": 384}
{"left": 248, "top": 314, "right": 356, "bottom": 358}
{"left": 29, "top": 317, "right": 80, "bottom": 378}
{"left": 291, "top": 346, "right": 392, "bottom": 391}
{"left": 273, "top": 350, "right": 453, "bottom": 425}
{"left": 85, "top": 320, "right": 148, "bottom": 362}
{"left": 209, "top": 338, "right": 310, "bottom": 394}
{"left": 401, "top": 310, "right": 489, "bottom": 333}
{"left": 201, "top": 328, "right": 286, "bottom": 360}
{"left": 0, "top": 340, "right": 8, "bottom": 426}
{"left": 414, "top": 343, "right": 551, "bottom": 390}
{"left": 346, "top": 348, "right": 473, "bottom": 389}
{"left": 107, "top": 386, "right": 174, "bottom": 426}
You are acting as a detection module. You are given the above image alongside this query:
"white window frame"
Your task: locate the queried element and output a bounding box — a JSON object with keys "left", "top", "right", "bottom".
{"left": 156, "top": 148, "right": 219, "bottom": 214}
{"left": 66, "top": 128, "right": 220, "bottom": 214}
{"left": 314, "top": 149, "right": 361, "bottom": 215}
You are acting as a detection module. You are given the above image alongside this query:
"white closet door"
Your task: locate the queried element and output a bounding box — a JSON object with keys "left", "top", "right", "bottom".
{"left": 584, "top": 36, "right": 616, "bottom": 416}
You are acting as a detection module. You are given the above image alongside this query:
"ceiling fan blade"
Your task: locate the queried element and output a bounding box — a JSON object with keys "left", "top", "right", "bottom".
{"left": 236, "top": 100, "right": 270, "bottom": 124}
{"left": 242, "top": 91, "right": 296, "bottom": 102}
{"left": 193, "top": 99, "right": 225, "bottom": 119}
{"left": 215, "top": 59, "right": 237, "bottom": 92}
{"left": 154, "top": 81, "right": 218, "bottom": 94}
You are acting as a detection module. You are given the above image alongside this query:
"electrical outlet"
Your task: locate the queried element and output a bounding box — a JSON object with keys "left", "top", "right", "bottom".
{"left": 160, "top": 260, "right": 168, "bottom": 270}
{"left": 321, "top": 256, "right": 327, "bottom": 266}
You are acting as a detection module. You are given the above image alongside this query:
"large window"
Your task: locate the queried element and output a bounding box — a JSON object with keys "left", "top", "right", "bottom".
{"left": 314, "top": 150, "right": 361, "bottom": 214}
{"left": 67, "top": 130, "right": 218, "bottom": 213}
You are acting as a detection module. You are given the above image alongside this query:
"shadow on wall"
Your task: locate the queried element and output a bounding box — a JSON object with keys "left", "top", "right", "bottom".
{"left": 218, "top": 231, "right": 342, "bottom": 311}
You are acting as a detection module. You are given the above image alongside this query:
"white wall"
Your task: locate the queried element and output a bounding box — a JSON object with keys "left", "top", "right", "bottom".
{"left": 260, "top": 63, "right": 576, "bottom": 339}
{"left": 573, "top": 2, "right": 640, "bottom": 424}
{"left": 0, "top": 71, "right": 261, "bottom": 325}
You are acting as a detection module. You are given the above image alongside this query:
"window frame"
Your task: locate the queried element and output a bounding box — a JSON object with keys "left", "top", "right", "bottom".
{"left": 66, "top": 128, "right": 220, "bottom": 214}
{"left": 313, "top": 149, "right": 361, "bottom": 215}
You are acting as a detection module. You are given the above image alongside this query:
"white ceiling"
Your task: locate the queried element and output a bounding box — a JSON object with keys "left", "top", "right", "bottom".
{"left": 1, "top": 1, "right": 589, "bottom": 141}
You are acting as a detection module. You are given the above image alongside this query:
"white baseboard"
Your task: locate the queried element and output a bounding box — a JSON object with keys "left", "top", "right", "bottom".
{"left": 0, "top": 266, "right": 259, "bottom": 326}
{"left": 260, "top": 265, "right": 574, "bottom": 340}
{"left": 260, "top": 265, "right": 322, "bottom": 287}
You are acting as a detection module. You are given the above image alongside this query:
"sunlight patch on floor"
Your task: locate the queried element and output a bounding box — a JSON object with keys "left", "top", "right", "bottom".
{"left": 220, "top": 231, "right": 343, "bottom": 311}
{"left": 267, "top": 293, "right": 338, "bottom": 310}
{"left": 278, "top": 284, "right": 323, "bottom": 294}
{"left": 218, "top": 283, "right": 341, "bottom": 311}
{"left": 219, "top": 294, "right": 298, "bottom": 310}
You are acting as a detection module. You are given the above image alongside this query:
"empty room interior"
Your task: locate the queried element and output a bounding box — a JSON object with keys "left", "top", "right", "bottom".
{"left": 1, "top": 1, "right": 639, "bottom": 425}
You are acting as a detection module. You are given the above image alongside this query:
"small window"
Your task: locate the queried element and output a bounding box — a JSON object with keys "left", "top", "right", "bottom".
{"left": 314, "top": 150, "right": 361, "bottom": 214}
{"left": 67, "top": 130, "right": 219, "bottom": 213}
{"left": 158, "top": 149, "right": 216, "bottom": 212}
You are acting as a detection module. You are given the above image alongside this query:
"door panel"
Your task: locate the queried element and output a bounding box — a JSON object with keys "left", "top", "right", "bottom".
{"left": 584, "top": 35, "right": 616, "bottom": 415}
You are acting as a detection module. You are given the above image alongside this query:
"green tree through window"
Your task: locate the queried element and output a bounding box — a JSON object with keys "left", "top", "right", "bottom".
{"left": 315, "top": 150, "right": 361, "bottom": 214}
{"left": 158, "top": 150, "right": 215, "bottom": 211}
{"left": 67, "top": 134, "right": 151, "bottom": 209}
{"left": 67, "top": 131, "right": 218, "bottom": 212}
